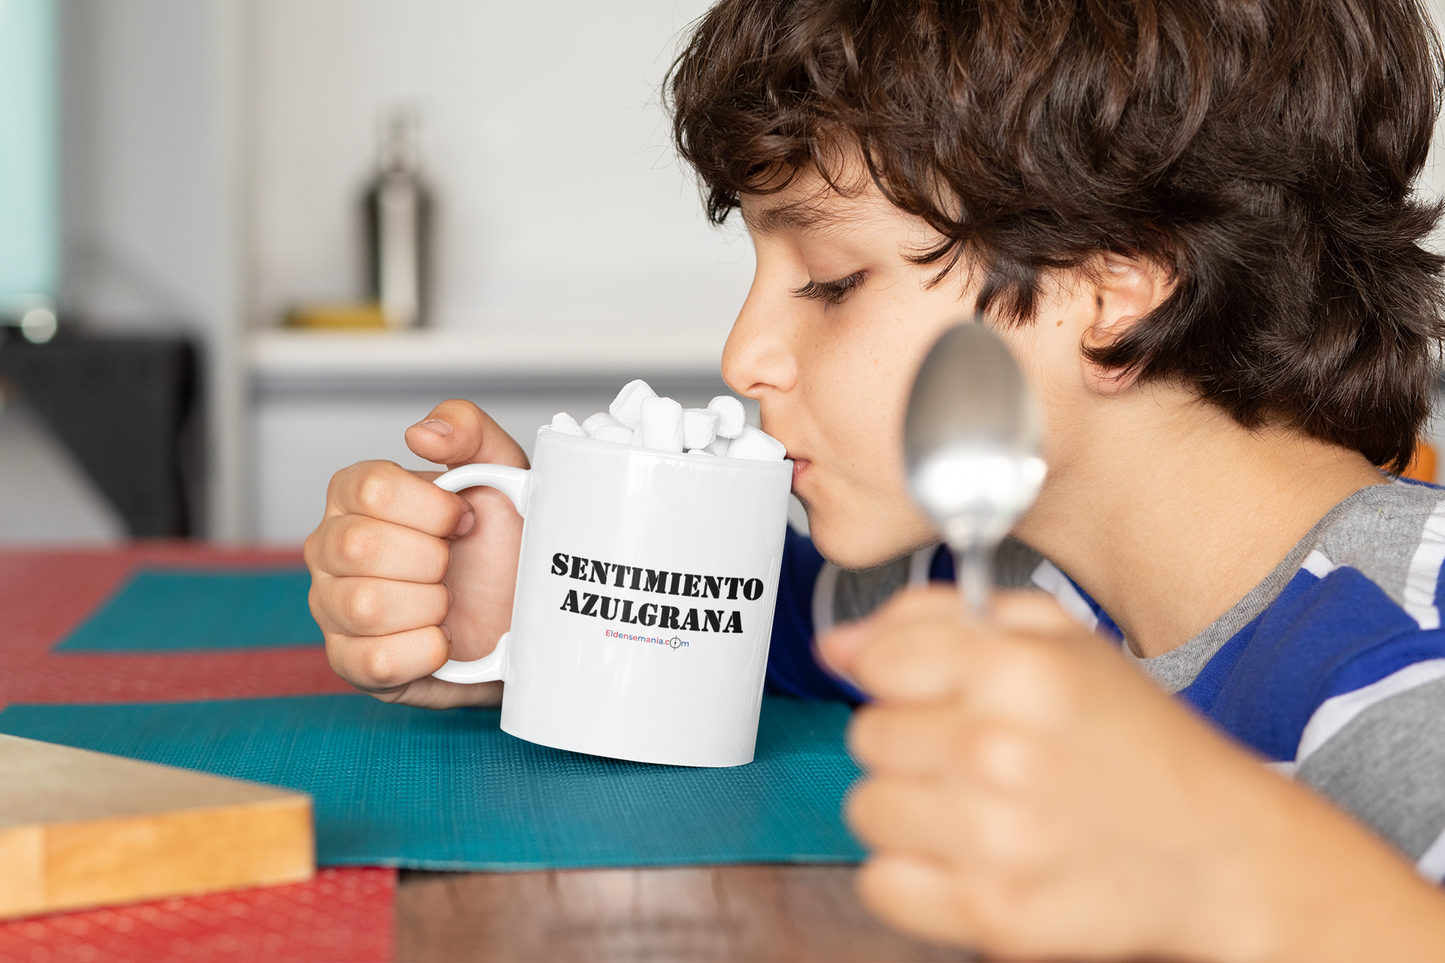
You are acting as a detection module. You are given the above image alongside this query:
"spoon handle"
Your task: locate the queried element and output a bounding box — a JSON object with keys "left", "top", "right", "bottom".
{"left": 952, "top": 541, "right": 993, "bottom": 619}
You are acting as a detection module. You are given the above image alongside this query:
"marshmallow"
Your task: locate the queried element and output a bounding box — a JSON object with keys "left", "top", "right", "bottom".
{"left": 708, "top": 395, "right": 746, "bottom": 439}
{"left": 682, "top": 407, "right": 722, "bottom": 450}
{"left": 549, "top": 412, "right": 586, "bottom": 436}
{"left": 725, "top": 424, "right": 788, "bottom": 461}
{"left": 582, "top": 412, "right": 620, "bottom": 437}
{"left": 543, "top": 380, "right": 787, "bottom": 461}
{"left": 637, "top": 396, "right": 685, "bottom": 452}
{"left": 609, "top": 379, "right": 657, "bottom": 428}
{"left": 593, "top": 423, "right": 633, "bottom": 444}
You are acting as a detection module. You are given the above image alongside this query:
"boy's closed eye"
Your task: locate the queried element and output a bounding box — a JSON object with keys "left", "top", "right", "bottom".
{"left": 792, "top": 269, "right": 866, "bottom": 306}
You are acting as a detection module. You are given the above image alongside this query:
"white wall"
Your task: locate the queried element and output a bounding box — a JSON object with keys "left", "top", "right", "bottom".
{"left": 1423, "top": 0, "right": 1445, "bottom": 245}
{"left": 248, "top": 0, "right": 753, "bottom": 335}
{"left": 59, "top": 0, "right": 248, "bottom": 540}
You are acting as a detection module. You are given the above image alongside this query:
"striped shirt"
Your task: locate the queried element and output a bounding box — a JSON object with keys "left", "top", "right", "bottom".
{"left": 764, "top": 480, "right": 1445, "bottom": 879}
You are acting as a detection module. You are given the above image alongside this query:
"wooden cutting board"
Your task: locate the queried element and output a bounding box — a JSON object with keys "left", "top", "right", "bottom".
{"left": 0, "top": 733, "right": 313, "bottom": 919}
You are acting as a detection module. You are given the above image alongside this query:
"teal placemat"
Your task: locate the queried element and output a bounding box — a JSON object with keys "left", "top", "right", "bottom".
{"left": 0, "top": 694, "right": 864, "bottom": 871}
{"left": 56, "top": 568, "right": 322, "bottom": 651}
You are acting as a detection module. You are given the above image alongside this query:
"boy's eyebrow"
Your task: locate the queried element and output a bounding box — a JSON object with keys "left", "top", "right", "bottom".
{"left": 744, "top": 200, "right": 841, "bottom": 236}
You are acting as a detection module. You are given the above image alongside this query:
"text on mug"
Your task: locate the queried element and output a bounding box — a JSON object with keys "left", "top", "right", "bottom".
{"left": 560, "top": 591, "right": 744, "bottom": 633}
{"left": 551, "top": 553, "right": 763, "bottom": 601}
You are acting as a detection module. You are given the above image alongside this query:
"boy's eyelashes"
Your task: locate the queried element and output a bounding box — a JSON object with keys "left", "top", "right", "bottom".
{"left": 791, "top": 270, "right": 866, "bottom": 306}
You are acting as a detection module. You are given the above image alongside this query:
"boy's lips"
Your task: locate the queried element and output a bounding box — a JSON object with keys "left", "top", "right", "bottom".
{"left": 790, "top": 456, "right": 811, "bottom": 491}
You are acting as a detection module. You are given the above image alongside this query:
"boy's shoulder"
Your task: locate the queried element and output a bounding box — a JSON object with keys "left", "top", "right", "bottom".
{"left": 1180, "top": 479, "right": 1445, "bottom": 875}
{"left": 1179, "top": 479, "right": 1445, "bottom": 731}
{"left": 1123, "top": 479, "right": 1445, "bottom": 702}
{"left": 1304, "top": 478, "right": 1445, "bottom": 622}
{"left": 1114, "top": 480, "right": 1445, "bottom": 876}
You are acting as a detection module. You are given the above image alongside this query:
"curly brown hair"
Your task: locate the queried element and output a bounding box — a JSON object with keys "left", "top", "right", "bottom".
{"left": 668, "top": 0, "right": 1445, "bottom": 471}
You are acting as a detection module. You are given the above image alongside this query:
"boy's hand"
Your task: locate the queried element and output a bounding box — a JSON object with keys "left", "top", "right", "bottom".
{"left": 305, "top": 400, "right": 526, "bottom": 709}
{"left": 820, "top": 587, "right": 1445, "bottom": 963}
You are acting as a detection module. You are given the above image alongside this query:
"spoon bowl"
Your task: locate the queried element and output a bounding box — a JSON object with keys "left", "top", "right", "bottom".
{"left": 904, "top": 318, "right": 1046, "bottom": 615}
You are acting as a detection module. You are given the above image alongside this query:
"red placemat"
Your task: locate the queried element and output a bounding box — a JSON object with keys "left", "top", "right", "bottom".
{"left": 0, "top": 545, "right": 352, "bottom": 707}
{"left": 0, "top": 867, "right": 394, "bottom": 963}
{"left": 0, "top": 545, "right": 395, "bottom": 963}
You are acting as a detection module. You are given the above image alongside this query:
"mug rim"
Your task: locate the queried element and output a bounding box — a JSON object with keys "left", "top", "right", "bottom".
{"left": 533, "top": 426, "right": 794, "bottom": 473}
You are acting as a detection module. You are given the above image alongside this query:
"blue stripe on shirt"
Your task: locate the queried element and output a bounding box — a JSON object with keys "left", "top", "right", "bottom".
{"left": 1167, "top": 566, "right": 1445, "bottom": 761}
{"left": 764, "top": 526, "right": 867, "bottom": 703}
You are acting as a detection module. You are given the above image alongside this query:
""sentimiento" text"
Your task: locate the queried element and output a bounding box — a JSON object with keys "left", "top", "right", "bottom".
{"left": 550, "top": 552, "right": 764, "bottom": 634}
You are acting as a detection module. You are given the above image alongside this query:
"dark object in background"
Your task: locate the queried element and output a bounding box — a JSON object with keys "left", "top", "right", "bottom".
{"left": 0, "top": 304, "right": 59, "bottom": 344}
{"left": 0, "top": 330, "right": 200, "bottom": 537}
{"left": 364, "top": 110, "right": 430, "bottom": 328}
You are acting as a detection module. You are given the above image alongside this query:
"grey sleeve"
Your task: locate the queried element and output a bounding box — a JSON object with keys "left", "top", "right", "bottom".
{"left": 1296, "top": 676, "right": 1445, "bottom": 872}
{"left": 829, "top": 536, "right": 1044, "bottom": 625}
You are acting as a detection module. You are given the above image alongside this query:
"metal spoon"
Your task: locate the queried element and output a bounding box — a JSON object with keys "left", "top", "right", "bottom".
{"left": 904, "top": 316, "right": 1047, "bottom": 616}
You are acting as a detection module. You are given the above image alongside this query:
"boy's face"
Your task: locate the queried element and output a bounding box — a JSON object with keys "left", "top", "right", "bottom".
{"left": 726, "top": 164, "right": 1096, "bottom": 570}
{"left": 725, "top": 168, "right": 987, "bottom": 569}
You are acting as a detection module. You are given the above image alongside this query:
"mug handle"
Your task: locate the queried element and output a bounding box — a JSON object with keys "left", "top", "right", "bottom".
{"left": 428, "top": 462, "right": 531, "bottom": 684}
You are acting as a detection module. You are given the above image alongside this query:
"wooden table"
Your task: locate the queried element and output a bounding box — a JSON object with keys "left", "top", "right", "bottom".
{"left": 396, "top": 865, "right": 975, "bottom": 962}
{"left": 1, "top": 545, "right": 976, "bottom": 962}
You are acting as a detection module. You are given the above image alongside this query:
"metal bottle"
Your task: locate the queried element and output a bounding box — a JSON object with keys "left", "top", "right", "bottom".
{"left": 364, "top": 111, "right": 430, "bottom": 328}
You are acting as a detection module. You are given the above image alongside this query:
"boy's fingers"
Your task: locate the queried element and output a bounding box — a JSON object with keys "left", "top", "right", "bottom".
{"left": 819, "top": 585, "right": 998, "bottom": 678}
{"left": 404, "top": 399, "right": 530, "bottom": 471}
{"left": 847, "top": 778, "right": 955, "bottom": 857}
{"left": 325, "top": 626, "right": 505, "bottom": 708}
{"left": 310, "top": 575, "right": 451, "bottom": 639}
{"left": 991, "top": 591, "right": 1083, "bottom": 636}
{"left": 849, "top": 613, "right": 971, "bottom": 703}
{"left": 325, "top": 624, "right": 451, "bottom": 692}
{"left": 856, "top": 854, "right": 974, "bottom": 948}
{"left": 852, "top": 704, "right": 1050, "bottom": 795}
{"left": 378, "top": 675, "right": 505, "bottom": 709}
{"left": 306, "top": 514, "right": 451, "bottom": 582}
{"left": 327, "top": 460, "right": 475, "bottom": 537}
{"left": 816, "top": 620, "right": 868, "bottom": 675}
{"left": 839, "top": 587, "right": 1091, "bottom": 709}
{"left": 827, "top": 584, "right": 982, "bottom": 696}
{"left": 848, "top": 702, "right": 964, "bottom": 774}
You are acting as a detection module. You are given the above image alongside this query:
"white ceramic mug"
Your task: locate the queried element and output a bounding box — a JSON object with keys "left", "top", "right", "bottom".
{"left": 431, "top": 428, "right": 792, "bottom": 767}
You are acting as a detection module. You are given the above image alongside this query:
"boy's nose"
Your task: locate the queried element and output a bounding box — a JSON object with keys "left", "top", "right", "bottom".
{"left": 722, "top": 280, "right": 799, "bottom": 399}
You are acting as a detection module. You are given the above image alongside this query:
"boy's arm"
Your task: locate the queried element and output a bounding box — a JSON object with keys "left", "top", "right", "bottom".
{"left": 823, "top": 588, "right": 1445, "bottom": 963}
{"left": 1290, "top": 666, "right": 1445, "bottom": 881}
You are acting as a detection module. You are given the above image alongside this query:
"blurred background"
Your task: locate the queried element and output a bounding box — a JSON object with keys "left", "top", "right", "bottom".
{"left": 0, "top": 0, "right": 756, "bottom": 546}
{"left": 3, "top": 0, "right": 1445, "bottom": 547}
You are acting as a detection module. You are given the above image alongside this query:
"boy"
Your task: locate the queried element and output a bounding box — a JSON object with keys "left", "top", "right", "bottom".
{"left": 307, "top": 0, "right": 1445, "bottom": 957}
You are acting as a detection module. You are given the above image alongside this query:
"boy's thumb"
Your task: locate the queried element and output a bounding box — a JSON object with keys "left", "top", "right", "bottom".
{"left": 406, "top": 416, "right": 464, "bottom": 465}
{"left": 412, "top": 418, "right": 453, "bottom": 439}
{"left": 406, "top": 399, "right": 529, "bottom": 471}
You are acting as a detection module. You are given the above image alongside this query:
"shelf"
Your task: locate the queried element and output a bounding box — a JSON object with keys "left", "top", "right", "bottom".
{"left": 247, "top": 325, "right": 729, "bottom": 385}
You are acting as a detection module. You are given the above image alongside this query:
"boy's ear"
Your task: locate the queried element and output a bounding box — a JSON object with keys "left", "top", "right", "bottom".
{"left": 1080, "top": 255, "right": 1175, "bottom": 396}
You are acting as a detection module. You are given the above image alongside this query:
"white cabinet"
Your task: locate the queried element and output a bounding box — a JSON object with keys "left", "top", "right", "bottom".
{"left": 248, "top": 327, "right": 742, "bottom": 543}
